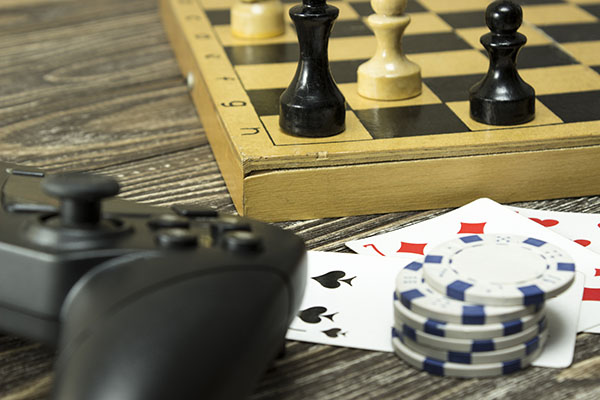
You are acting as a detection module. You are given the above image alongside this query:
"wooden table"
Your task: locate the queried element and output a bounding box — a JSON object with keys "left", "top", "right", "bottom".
{"left": 1, "top": 1, "right": 599, "bottom": 399}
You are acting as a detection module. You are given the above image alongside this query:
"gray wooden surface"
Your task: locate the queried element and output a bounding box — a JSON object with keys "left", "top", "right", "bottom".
{"left": 1, "top": 0, "right": 599, "bottom": 398}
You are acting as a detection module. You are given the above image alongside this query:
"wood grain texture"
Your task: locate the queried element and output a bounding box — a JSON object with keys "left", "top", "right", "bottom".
{"left": 0, "top": 0, "right": 599, "bottom": 399}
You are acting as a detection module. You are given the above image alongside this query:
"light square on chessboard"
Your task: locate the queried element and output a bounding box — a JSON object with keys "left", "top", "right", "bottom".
{"left": 215, "top": 25, "right": 298, "bottom": 47}
{"left": 200, "top": 0, "right": 234, "bottom": 10}
{"left": 417, "top": 0, "right": 492, "bottom": 13}
{"left": 566, "top": 0, "right": 600, "bottom": 4}
{"left": 236, "top": 62, "right": 296, "bottom": 90}
{"left": 261, "top": 112, "right": 372, "bottom": 145}
{"left": 455, "top": 22, "right": 553, "bottom": 49}
{"left": 410, "top": 49, "right": 488, "bottom": 77}
{"left": 519, "top": 64, "right": 600, "bottom": 95}
{"left": 339, "top": 83, "right": 441, "bottom": 110}
{"left": 521, "top": 3, "right": 598, "bottom": 25}
{"left": 562, "top": 41, "right": 600, "bottom": 65}
{"left": 402, "top": 12, "right": 453, "bottom": 34}
{"left": 349, "top": 0, "right": 428, "bottom": 15}
{"left": 447, "top": 100, "right": 563, "bottom": 131}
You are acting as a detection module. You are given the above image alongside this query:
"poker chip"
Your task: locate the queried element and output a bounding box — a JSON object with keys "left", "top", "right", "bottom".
{"left": 394, "top": 294, "right": 545, "bottom": 339}
{"left": 394, "top": 318, "right": 547, "bottom": 353}
{"left": 399, "top": 328, "right": 548, "bottom": 365}
{"left": 391, "top": 327, "right": 545, "bottom": 377}
{"left": 422, "top": 234, "right": 576, "bottom": 306}
{"left": 396, "top": 260, "right": 540, "bottom": 325}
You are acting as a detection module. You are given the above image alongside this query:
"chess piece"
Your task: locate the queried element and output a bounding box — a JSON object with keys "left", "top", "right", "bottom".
{"left": 279, "top": 0, "right": 345, "bottom": 137}
{"left": 357, "top": 0, "right": 421, "bottom": 100}
{"left": 469, "top": 0, "right": 535, "bottom": 125}
{"left": 231, "top": 0, "right": 285, "bottom": 39}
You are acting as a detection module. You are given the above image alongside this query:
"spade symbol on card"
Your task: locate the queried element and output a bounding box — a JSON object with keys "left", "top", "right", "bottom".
{"left": 311, "top": 271, "right": 356, "bottom": 289}
{"left": 322, "top": 328, "right": 347, "bottom": 338}
{"left": 299, "top": 306, "right": 338, "bottom": 324}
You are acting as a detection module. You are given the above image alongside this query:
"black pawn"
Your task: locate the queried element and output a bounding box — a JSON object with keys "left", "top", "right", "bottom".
{"left": 469, "top": 0, "right": 535, "bottom": 126}
{"left": 279, "top": 0, "right": 345, "bottom": 137}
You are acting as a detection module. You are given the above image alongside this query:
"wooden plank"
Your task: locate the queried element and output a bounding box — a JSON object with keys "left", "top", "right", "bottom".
{"left": 245, "top": 146, "right": 600, "bottom": 221}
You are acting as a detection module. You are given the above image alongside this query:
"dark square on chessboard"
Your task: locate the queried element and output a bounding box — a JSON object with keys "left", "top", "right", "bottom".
{"left": 423, "top": 74, "right": 482, "bottom": 103}
{"left": 225, "top": 43, "right": 299, "bottom": 65}
{"left": 583, "top": 4, "right": 600, "bottom": 19}
{"left": 354, "top": 104, "right": 469, "bottom": 139}
{"left": 541, "top": 23, "right": 600, "bottom": 43}
{"left": 538, "top": 90, "right": 600, "bottom": 123}
{"left": 438, "top": 11, "right": 487, "bottom": 29}
{"left": 515, "top": 45, "right": 578, "bottom": 69}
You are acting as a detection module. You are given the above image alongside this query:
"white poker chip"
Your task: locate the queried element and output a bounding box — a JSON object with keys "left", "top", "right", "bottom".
{"left": 391, "top": 327, "right": 545, "bottom": 377}
{"left": 399, "top": 327, "right": 548, "bottom": 365}
{"left": 394, "top": 295, "right": 545, "bottom": 339}
{"left": 396, "top": 260, "right": 540, "bottom": 324}
{"left": 393, "top": 318, "right": 547, "bottom": 353}
{"left": 422, "top": 234, "right": 576, "bottom": 306}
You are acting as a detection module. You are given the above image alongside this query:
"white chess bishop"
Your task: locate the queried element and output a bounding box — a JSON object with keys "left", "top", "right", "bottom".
{"left": 357, "top": 0, "right": 422, "bottom": 100}
{"left": 231, "top": 0, "right": 285, "bottom": 39}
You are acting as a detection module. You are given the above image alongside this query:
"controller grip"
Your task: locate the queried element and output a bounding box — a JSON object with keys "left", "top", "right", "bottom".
{"left": 53, "top": 268, "right": 291, "bottom": 400}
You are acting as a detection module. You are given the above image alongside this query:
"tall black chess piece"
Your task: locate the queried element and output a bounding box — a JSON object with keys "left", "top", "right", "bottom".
{"left": 279, "top": 0, "right": 346, "bottom": 137}
{"left": 469, "top": 0, "right": 535, "bottom": 125}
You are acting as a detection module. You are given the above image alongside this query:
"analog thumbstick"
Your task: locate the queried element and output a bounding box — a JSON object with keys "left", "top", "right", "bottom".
{"left": 42, "top": 172, "right": 120, "bottom": 227}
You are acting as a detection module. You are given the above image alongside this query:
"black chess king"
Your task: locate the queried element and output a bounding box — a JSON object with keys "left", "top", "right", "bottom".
{"left": 469, "top": 0, "right": 535, "bottom": 126}
{"left": 279, "top": 0, "right": 346, "bottom": 137}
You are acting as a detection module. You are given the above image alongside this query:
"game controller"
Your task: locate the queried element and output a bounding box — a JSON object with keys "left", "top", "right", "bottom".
{"left": 0, "top": 162, "right": 307, "bottom": 399}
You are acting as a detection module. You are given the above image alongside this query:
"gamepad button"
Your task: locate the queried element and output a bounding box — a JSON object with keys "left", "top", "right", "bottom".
{"left": 210, "top": 215, "right": 251, "bottom": 235}
{"left": 171, "top": 204, "right": 219, "bottom": 218}
{"left": 148, "top": 214, "right": 191, "bottom": 229}
{"left": 222, "top": 230, "right": 262, "bottom": 253}
{"left": 155, "top": 228, "right": 198, "bottom": 248}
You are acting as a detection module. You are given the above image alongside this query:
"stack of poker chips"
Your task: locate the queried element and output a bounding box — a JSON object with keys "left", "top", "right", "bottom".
{"left": 391, "top": 233, "right": 576, "bottom": 377}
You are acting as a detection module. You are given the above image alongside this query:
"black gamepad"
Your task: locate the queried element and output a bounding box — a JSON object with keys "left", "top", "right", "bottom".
{"left": 0, "top": 162, "right": 307, "bottom": 400}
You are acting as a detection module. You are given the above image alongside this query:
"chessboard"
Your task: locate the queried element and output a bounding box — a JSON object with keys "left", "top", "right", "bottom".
{"left": 160, "top": 0, "right": 600, "bottom": 221}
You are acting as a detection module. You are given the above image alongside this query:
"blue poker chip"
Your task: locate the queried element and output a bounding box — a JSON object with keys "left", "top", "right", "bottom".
{"left": 422, "top": 234, "right": 576, "bottom": 306}
{"left": 394, "top": 295, "right": 545, "bottom": 339}
{"left": 396, "top": 259, "right": 540, "bottom": 324}
{"left": 391, "top": 327, "right": 545, "bottom": 377}
{"left": 398, "top": 327, "right": 548, "bottom": 365}
{"left": 393, "top": 318, "right": 547, "bottom": 353}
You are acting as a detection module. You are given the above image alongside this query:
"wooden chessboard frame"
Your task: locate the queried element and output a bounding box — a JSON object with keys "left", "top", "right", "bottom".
{"left": 160, "top": 0, "right": 600, "bottom": 221}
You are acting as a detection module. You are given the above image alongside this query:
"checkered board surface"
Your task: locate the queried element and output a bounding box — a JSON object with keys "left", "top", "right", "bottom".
{"left": 161, "top": 0, "right": 600, "bottom": 221}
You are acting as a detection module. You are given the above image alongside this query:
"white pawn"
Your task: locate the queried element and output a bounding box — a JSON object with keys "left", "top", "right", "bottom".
{"left": 231, "top": 0, "right": 285, "bottom": 39}
{"left": 357, "top": 0, "right": 421, "bottom": 100}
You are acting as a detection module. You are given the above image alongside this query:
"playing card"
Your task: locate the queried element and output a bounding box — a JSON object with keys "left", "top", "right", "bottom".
{"left": 346, "top": 198, "right": 600, "bottom": 333}
{"left": 531, "top": 272, "right": 584, "bottom": 368}
{"left": 510, "top": 206, "right": 600, "bottom": 255}
{"left": 287, "top": 250, "right": 583, "bottom": 369}
{"left": 286, "top": 251, "right": 405, "bottom": 352}
{"left": 509, "top": 206, "right": 600, "bottom": 333}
